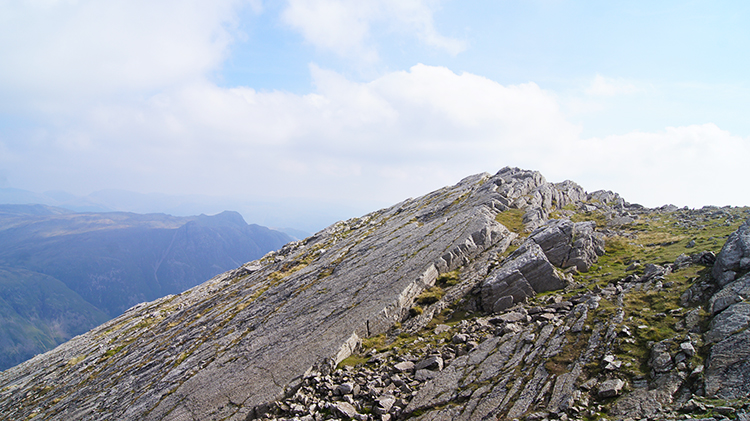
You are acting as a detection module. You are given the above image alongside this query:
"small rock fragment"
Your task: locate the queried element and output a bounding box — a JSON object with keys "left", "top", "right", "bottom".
{"left": 414, "top": 355, "right": 443, "bottom": 371}
{"left": 393, "top": 361, "right": 415, "bottom": 373}
{"left": 598, "top": 379, "right": 625, "bottom": 398}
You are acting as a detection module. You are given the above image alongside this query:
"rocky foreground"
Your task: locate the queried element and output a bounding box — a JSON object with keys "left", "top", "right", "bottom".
{"left": 1, "top": 167, "right": 749, "bottom": 421}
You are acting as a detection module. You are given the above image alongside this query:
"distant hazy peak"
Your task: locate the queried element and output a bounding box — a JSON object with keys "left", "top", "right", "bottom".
{"left": 193, "top": 210, "right": 247, "bottom": 227}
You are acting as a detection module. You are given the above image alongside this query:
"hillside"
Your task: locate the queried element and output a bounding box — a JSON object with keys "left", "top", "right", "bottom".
{"left": 0, "top": 168, "right": 748, "bottom": 421}
{"left": 0, "top": 206, "right": 291, "bottom": 370}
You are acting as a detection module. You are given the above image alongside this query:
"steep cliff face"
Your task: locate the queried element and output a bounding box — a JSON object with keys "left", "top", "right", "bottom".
{"left": 1, "top": 168, "right": 749, "bottom": 421}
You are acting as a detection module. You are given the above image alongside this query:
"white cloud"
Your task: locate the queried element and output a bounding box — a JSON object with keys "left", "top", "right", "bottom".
{"left": 585, "top": 74, "right": 642, "bottom": 96}
{"left": 0, "top": 0, "right": 243, "bottom": 100}
{"left": 1, "top": 1, "right": 747, "bottom": 226}
{"left": 281, "top": 0, "right": 465, "bottom": 62}
{"left": 555, "top": 123, "right": 750, "bottom": 207}
{"left": 4, "top": 59, "right": 748, "bottom": 213}
{"left": 0, "top": 64, "right": 576, "bottom": 201}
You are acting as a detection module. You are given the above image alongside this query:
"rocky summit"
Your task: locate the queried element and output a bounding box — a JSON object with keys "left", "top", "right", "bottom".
{"left": 1, "top": 167, "right": 749, "bottom": 421}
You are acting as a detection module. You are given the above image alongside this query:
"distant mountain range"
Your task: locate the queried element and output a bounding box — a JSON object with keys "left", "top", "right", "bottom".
{"left": 0, "top": 204, "right": 292, "bottom": 370}
{"left": 0, "top": 186, "right": 365, "bottom": 234}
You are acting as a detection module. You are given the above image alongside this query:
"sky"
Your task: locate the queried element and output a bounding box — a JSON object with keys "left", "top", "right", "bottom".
{"left": 1, "top": 0, "right": 749, "bottom": 231}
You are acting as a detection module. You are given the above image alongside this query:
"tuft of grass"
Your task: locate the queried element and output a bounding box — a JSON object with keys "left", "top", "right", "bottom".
{"left": 416, "top": 286, "right": 445, "bottom": 305}
{"left": 495, "top": 209, "right": 526, "bottom": 234}
{"left": 570, "top": 210, "right": 608, "bottom": 227}
{"left": 436, "top": 270, "right": 460, "bottom": 287}
{"left": 361, "top": 334, "right": 387, "bottom": 351}
{"left": 134, "top": 319, "right": 155, "bottom": 330}
{"left": 174, "top": 351, "right": 189, "bottom": 367}
{"left": 66, "top": 355, "right": 85, "bottom": 366}
{"left": 337, "top": 354, "right": 369, "bottom": 369}
{"left": 546, "top": 330, "right": 591, "bottom": 375}
{"left": 103, "top": 345, "right": 125, "bottom": 358}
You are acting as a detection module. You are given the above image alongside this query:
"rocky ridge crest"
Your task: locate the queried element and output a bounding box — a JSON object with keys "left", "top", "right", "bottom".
{"left": 1, "top": 167, "right": 749, "bottom": 421}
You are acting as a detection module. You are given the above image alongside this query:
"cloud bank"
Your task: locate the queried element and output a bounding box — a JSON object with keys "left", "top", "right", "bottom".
{"left": 0, "top": 0, "right": 242, "bottom": 101}
{"left": 5, "top": 62, "right": 747, "bottom": 208}
{"left": 0, "top": 1, "right": 747, "bottom": 231}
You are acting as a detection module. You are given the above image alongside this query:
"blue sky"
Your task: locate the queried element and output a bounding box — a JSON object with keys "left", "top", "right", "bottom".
{"left": 1, "top": 0, "right": 749, "bottom": 230}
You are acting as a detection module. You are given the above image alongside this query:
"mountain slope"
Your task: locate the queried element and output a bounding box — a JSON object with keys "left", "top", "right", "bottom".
{"left": 0, "top": 168, "right": 748, "bottom": 421}
{"left": 0, "top": 267, "right": 110, "bottom": 370}
{"left": 0, "top": 206, "right": 291, "bottom": 370}
{"left": 0, "top": 207, "right": 291, "bottom": 317}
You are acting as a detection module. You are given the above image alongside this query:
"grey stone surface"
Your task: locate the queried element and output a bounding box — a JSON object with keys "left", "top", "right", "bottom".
{"left": 611, "top": 389, "right": 667, "bottom": 419}
{"left": 404, "top": 357, "right": 465, "bottom": 413}
{"left": 640, "top": 263, "right": 671, "bottom": 282}
{"left": 528, "top": 219, "right": 575, "bottom": 266}
{"left": 650, "top": 341, "right": 674, "bottom": 373}
{"left": 528, "top": 219, "right": 604, "bottom": 272}
{"left": 680, "top": 341, "right": 696, "bottom": 357}
{"left": 332, "top": 401, "right": 361, "bottom": 419}
{"left": 702, "top": 219, "right": 750, "bottom": 401}
{"left": 4, "top": 167, "right": 744, "bottom": 421}
{"left": 705, "top": 302, "right": 750, "bottom": 343}
{"left": 415, "top": 355, "right": 444, "bottom": 371}
{"left": 598, "top": 378, "right": 625, "bottom": 398}
{"left": 375, "top": 394, "right": 396, "bottom": 414}
{"left": 0, "top": 171, "right": 518, "bottom": 421}
{"left": 710, "top": 272, "right": 750, "bottom": 315}
{"left": 713, "top": 218, "right": 750, "bottom": 286}
{"left": 481, "top": 241, "right": 567, "bottom": 311}
{"left": 491, "top": 295, "right": 515, "bottom": 313}
{"left": 706, "top": 328, "right": 750, "bottom": 399}
{"left": 394, "top": 361, "right": 415, "bottom": 372}
{"left": 415, "top": 369, "right": 439, "bottom": 381}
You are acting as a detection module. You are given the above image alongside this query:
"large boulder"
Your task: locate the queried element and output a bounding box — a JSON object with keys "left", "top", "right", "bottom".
{"left": 528, "top": 219, "right": 575, "bottom": 267}
{"left": 528, "top": 219, "right": 605, "bottom": 272}
{"left": 482, "top": 242, "right": 567, "bottom": 312}
{"left": 712, "top": 218, "right": 750, "bottom": 286}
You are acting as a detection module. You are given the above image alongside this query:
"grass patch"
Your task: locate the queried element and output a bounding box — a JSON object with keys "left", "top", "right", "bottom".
{"left": 66, "top": 355, "right": 85, "bottom": 366}
{"left": 570, "top": 210, "right": 608, "bottom": 227}
{"left": 337, "top": 354, "right": 370, "bottom": 369}
{"left": 134, "top": 319, "right": 155, "bottom": 329}
{"left": 546, "top": 330, "right": 591, "bottom": 375}
{"left": 361, "top": 334, "right": 387, "bottom": 351}
{"left": 103, "top": 345, "right": 125, "bottom": 358}
{"left": 495, "top": 209, "right": 526, "bottom": 234}
{"left": 436, "top": 270, "right": 460, "bottom": 287}
{"left": 249, "top": 284, "right": 270, "bottom": 302}
{"left": 174, "top": 351, "right": 189, "bottom": 367}
{"left": 416, "top": 286, "right": 445, "bottom": 305}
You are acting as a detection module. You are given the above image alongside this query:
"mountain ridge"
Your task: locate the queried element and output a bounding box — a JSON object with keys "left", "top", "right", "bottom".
{"left": 1, "top": 167, "right": 748, "bottom": 421}
{"left": 0, "top": 207, "right": 292, "bottom": 370}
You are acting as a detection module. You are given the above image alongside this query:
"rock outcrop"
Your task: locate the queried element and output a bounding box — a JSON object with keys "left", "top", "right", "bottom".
{"left": 712, "top": 218, "right": 750, "bottom": 286}
{"left": 704, "top": 219, "right": 750, "bottom": 400}
{"left": 1, "top": 168, "right": 749, "bottom": 421}
{"left": 529, "top": 219, "right": 605, "bottom": 272}
{"left": 0, "top": 168, "right": 580, "bottom": 420}
{"left": 481, "top": 241, "right": 568, "bottom": 313}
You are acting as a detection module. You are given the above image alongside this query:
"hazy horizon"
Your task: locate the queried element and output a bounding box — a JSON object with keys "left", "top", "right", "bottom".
{"left": 2, "top": 1, "right": 749, "bottom": 227}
